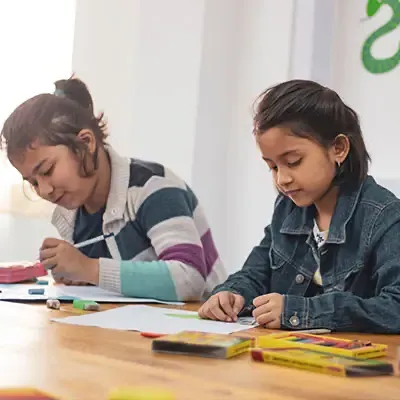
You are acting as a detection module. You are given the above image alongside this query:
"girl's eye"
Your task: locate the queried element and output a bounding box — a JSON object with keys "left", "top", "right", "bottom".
{"left": 41, "top": 165, "right": 54, "bottom": 177}
{"left": 288, "top": 159, "right": 302, "bottom": 168}
{"left": 269, "top": 165, "right": 278, "bottom": 172}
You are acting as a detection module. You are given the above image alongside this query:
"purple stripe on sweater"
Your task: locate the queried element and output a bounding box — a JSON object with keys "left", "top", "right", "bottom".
{"left": 159, "top": 244, "right": 207, "bottom": 278}
{"left": 201, "top": 229, "right": 219, "bottom": 275}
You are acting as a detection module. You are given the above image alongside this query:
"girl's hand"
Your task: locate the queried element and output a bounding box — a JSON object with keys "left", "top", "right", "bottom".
{"left": 253, "top": 293, "right": 284, "bottom": 329}
{"left": 198, "top": 291, "right": 245, "bottom": 322}
{"left": 53, "top": 275, "right": 92, "bottom": 286}
{"left": 39, "top": 238, "right": 99, "bottom": 284}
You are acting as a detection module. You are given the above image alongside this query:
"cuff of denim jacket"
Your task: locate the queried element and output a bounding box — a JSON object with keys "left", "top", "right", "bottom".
{"left": 281, "top": 295, "right": 309, "bottom": 329}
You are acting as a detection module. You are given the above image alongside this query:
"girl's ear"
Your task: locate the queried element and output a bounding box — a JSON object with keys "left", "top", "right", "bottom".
{"left": 77, "top": 129, "right": 96, "bottom": 153}
{"left": 331, "top": 134, "right": 350, "bottom": 164}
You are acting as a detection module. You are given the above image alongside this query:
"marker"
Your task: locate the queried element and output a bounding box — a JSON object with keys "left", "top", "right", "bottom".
{"left": 35, "top": 279, "right": 49, "bottom": 285}
{"left": 293, "top": 329, "right": 331, "bottom": 334}
{"left": 238, "top": 304, "right": 255, "bottom": 317}
{"left": 28, "top": 288, "right": 45, "bottom": 295}
{"left": 74, "top": 233, "right": 114, "bottom": 249}
{"left": 140, "top": 332, "right": 166, "bottom": 339}
{"left": 43, "top": 233, "right": 115, "bottom": 271}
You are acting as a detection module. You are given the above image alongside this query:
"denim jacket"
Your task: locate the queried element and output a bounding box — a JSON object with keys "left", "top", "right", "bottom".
{"left": 213, "top": 176, "right": 400, "bottom": 333}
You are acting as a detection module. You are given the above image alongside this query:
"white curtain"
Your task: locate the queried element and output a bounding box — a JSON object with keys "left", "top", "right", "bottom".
{"left": 0, "top": 0, "right": 76, "bottom": 217}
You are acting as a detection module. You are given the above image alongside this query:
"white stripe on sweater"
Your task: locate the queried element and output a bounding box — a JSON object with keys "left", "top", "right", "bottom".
{"left": 147, "top": 215, "right": 202, "bottom": 255}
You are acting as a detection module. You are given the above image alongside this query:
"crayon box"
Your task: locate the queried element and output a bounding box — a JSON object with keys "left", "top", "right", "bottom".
{"left": 251, "top": 347, "right": 394, "bottom": 377}
{"left": 0, "top": 387, "right": 59, "bottom": 399}
{"left": 256, "top": 332, "right": 387, "bottom": 359}
{"left": 152, "top": 331, "right": 254, "bottom": 359}
{"left": 0, "top": 261, "right": 46, "bottom": 283}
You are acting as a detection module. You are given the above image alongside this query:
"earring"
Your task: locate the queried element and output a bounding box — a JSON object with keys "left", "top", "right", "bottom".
{"left": 336, "top": 161, "right": 341, "bottom": 168}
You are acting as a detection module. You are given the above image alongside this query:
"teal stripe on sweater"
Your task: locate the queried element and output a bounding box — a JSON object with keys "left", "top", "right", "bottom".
{"left": 120, "top": 260, "right": 178, "bottom": 301}
{"left": 136, "top": 187, "right": 196, "bottom": 232}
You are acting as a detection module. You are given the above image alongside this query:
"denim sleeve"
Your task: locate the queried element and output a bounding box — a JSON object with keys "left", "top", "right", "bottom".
{"left": 211, "top": 226, "right": 271, "bottom": 307}
{"left": 282, "top": 202, "right": 400, "bottom": 333}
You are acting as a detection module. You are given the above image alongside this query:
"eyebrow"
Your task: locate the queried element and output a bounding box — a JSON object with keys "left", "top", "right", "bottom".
{"left": 262, "top": 150, "right": 301, "bottom": 162}
{"left": 22, "top": 159, "right": 48, "bottom": 181}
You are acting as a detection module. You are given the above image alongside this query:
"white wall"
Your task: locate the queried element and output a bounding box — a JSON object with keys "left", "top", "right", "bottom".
{"left": 0, "top": 0, "right": 75, "bottom": 262}
{"left": 225, "top": 1, "right": 295, "bottom": 269}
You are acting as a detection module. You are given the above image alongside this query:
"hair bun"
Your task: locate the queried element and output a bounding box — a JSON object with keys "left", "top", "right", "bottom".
{"left": 54, "top": 75, "right": 94, "bottom": 111}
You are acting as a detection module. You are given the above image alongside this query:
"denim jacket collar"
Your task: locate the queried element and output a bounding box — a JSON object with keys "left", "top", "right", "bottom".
{"left": 280, "top": 178, "right": 368, "bottom": 244}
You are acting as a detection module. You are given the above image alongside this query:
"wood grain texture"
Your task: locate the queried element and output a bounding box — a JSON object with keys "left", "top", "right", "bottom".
{"left": 0, "top": 301, "right": 399, "bottom": 400}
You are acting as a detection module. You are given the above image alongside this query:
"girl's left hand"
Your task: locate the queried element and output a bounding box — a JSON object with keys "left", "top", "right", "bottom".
{"left": 39, "top": 238, "right": 99, "bottom": 284}
{"left": 53, "top": 275, "right": 92, "bottom": 286}
{"left": 252, "top": 293, "right": 284, "bottom": 329}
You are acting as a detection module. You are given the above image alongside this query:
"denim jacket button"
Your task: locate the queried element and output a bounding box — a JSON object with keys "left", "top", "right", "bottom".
{"left": 289, "top": 315, "right": 300, "bottom": 326}
{"left": 295, "top": 274, "right": 304, "bottom": 284}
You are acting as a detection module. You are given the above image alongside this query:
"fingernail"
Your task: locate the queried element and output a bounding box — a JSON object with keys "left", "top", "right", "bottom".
{"left": 226, "top": 317, "right": 232, "bottom": 322}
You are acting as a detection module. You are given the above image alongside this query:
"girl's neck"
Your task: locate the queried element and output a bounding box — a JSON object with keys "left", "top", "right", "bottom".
{"left": 314, "top": 186, "right": 339, "bottom": 231}
{"left": 84, "top": 148, "right": 111, "bottom": 214}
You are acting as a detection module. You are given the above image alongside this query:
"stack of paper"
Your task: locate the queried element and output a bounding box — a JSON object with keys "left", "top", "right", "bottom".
{"left": 52, "top": 305, "right": 255, "bottom": 334}
{"left": 0, "top": 284, "right": 183, "bottom": 305}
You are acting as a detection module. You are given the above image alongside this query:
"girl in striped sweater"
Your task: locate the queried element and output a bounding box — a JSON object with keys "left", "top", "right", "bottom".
{"left": 1, "top": 77, "right": 226, "bottom": 301}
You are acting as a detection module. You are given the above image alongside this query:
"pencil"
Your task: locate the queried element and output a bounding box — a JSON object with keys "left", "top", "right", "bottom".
{"left": 74, "top": 233, "right": 114, "bottom": 249}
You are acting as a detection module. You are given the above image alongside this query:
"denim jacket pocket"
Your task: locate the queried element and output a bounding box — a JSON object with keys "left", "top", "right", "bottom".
{"left": 269, "top": 248, "right": 295, "bottom": 293}
{"left": 269, "top": 248, "right": 288, "bottom": 270}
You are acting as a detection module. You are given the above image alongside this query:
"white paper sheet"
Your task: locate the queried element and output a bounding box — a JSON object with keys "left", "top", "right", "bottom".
{"left": 0, "top": 284, "right": 183, "bottom": 305}
{"left": 52, "top": 305, "right": 254, "bottom": 334}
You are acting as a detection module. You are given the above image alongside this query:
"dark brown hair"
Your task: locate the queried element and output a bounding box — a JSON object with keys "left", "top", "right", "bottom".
{"left": 0, "top": 76, "right": 108, "bottom": 176}
{"left": 253, "top": 79, "right": 370, "bottom": 186}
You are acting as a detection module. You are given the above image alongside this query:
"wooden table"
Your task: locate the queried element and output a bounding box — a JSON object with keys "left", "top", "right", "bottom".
{"left": 1, "top": 300, "right": 400, "bottom": 400}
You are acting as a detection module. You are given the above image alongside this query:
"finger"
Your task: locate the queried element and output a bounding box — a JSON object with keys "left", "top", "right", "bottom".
{"left": 253, "top": 294, "right": 271, "bottom": 307}
{"left": 232, "top": 295, "right": 245, "bottom": 318}
{"left": 218, "top": 293, "right": 235, "bottom": 321}
{"left": 208, "top": 296, "right": 230, "bottom": 321}
{"left": 256, "top": 311, "right": 275, "bottom": 326}
{"left": 252, "top": 303, "right": 273, "bottom": 319}
{"left": 41, "top": 238, "right": 63, "bottom": 250}
{"left": 198, "top": 304, "right": 209, "bottom": 319}
{"left": 208, "top": 305, "right": 229, "bottom": 321}
{"left": 53, "top": 276, "right": 63, "bottom": 284}
{"left": 198, "top": 297, "right": 218, "bottom": 319}
{"left": 39, "top": 247, "right": 58, "bottom": 262}
{"left": 265, "top": 318, "right": 281, "bottom": 329}
{"left": 203, "top": 305, "right": 219, "bottom": 321}
{"left": 41, "top": 256, "right": 58, "bottom": 270}
{"left": 51, "top": 272, "right": 64, "bottom": 283}
{"left": 57, "top": 276, "right": 73, "bottom": 285}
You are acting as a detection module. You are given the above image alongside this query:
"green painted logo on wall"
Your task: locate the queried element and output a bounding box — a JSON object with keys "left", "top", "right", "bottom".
{"left": 361, "top": 0, "right": 400, "bottom": 74}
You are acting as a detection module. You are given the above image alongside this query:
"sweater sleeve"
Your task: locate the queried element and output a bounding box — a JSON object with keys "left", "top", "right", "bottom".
{"left": 99, "top": 176, "right": 210, "bottom": 302}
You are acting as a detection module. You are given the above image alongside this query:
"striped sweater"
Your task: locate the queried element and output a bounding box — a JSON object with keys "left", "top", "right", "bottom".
{"left": 51, "top": 146, "right": 227, "bottom": 301}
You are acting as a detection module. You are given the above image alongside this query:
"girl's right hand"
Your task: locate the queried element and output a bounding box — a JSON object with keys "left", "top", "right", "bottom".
{"left": 198, "top": 291, "right": 245, "bottom": 322}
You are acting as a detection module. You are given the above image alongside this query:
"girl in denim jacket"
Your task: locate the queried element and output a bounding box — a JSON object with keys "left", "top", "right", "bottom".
{"left": 199, "top": 79, "right": 400, "bottom": 333}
